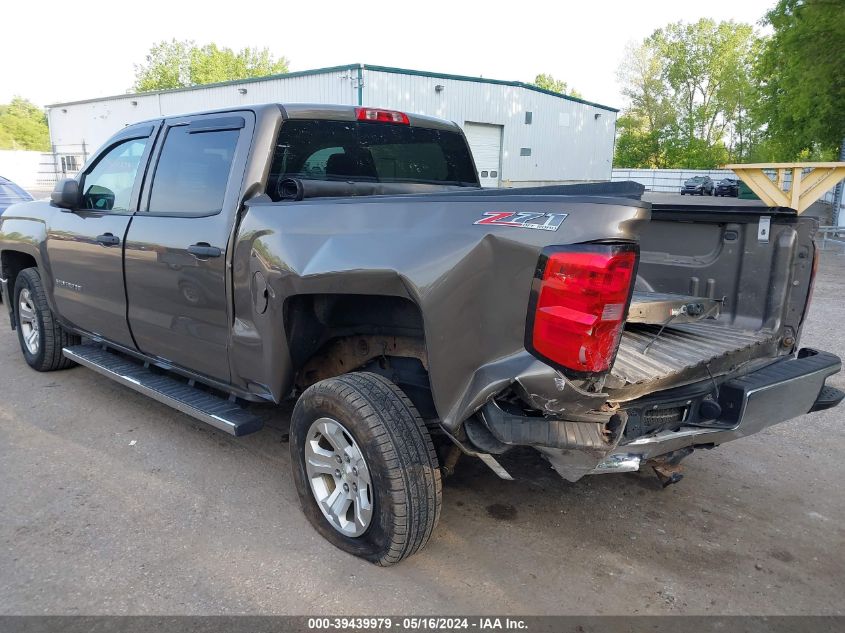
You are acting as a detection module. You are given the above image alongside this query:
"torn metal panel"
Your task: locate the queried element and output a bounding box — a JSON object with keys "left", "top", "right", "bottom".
{"left": 479, "top": 400, "right": 618, "bottom": 451}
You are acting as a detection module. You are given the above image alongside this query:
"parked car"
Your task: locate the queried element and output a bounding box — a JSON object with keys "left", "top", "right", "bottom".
{"left": 1, "top": 104, "right": 841, "bottom": 565}
{"left": 715, "top": 177, "right": 740, "bottom": 197}
{"left": 0, "top": 176, "right": 33, "bottom": 214}
{"left": 0, "top": 177, "right": 33, "bottom": 301}
{"left": 680, "top": 175, "right": 714, "bottom": 195}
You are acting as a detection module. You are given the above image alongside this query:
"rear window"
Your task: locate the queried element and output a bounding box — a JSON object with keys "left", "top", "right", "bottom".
{"left": 266, "top": 119, "right": 478, "bottom": 200}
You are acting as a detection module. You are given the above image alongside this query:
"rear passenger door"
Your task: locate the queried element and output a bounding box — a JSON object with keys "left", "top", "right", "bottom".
{"left": 123, "top": 112, "right": 254, "bottom": 383}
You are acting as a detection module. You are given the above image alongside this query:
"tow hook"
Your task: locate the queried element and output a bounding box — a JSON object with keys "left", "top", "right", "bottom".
{"left": 648, "top": 447, "right": 694, "bottom": 488}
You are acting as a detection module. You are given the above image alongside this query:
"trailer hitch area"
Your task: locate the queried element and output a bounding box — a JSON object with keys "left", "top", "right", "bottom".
{"left": 647, "top": 447, "right": 694, "bottom": 488}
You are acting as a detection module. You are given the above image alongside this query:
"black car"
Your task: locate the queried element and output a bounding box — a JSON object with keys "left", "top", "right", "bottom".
{"left": 0, "top": 176, "right": 33, "bottom": 213}
{"left": 715, "top": 177, "right": 739, "bottom": 197}
{"left": 680, "top": 176, "right": 714, "bottom": 196}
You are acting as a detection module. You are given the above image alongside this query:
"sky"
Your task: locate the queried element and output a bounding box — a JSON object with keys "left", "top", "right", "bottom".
{"left": 1, "top": 0, "right": 774, "bottom": 111}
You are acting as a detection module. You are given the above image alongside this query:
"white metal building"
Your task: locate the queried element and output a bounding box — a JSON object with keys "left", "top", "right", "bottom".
{"left": 46, "top": 63, "right": 618, "bottom": 188}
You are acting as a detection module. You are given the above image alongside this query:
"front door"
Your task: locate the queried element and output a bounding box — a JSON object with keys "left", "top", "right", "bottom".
{"left": 45, "top": 126, "right": 157, "bottom": 347}
{"left": 123, "top": 113, "right": 252, "bottom": 383}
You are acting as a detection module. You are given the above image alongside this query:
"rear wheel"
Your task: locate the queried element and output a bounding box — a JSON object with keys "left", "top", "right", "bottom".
{"left": 290, "top": 372, "right": 442, "bottom": 565}
{"left": 14, "top": 268, "right": 79, "bottom": 371}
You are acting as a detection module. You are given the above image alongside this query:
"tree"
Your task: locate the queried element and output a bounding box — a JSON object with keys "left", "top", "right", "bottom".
{"left": 532, "top": 73, "right": 582, "bottom": 98}
{"left": 614, "top": 19, "right": 760, "bottom": 168}
{"left": 614, "top": 42, "right": 675, "bottom": 167}
{"left": 753, "top": 0, "right": 845, "bottom": 161}
{"left": 0, "top": 98, "right": 50, "bottom": 151}
{"left": 133, "top": 39, "right": 290, "bottom": 92}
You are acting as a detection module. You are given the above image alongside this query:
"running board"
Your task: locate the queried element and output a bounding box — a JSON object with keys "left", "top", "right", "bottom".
{"left": 62, "top": 344, "right": 263, "bottom": 436}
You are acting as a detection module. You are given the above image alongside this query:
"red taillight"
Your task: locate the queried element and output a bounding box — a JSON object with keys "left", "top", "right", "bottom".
{"left": 527, "top": 245, "right": 638, "bottom": 375}
{"left": 355, "top": 107, "right": 410, "bottom": 125}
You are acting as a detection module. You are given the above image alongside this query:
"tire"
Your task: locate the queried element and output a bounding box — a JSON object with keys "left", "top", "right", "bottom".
{"left": 13, "top": 268, "right": 79, "bottom": 371}
{"left": 290, "top": 371, "right": 442, "bottom": 565}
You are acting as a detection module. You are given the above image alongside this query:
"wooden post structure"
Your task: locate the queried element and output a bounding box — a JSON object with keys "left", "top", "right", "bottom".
{"left": 725, "top": 162, "right": 845, "bottom": 214}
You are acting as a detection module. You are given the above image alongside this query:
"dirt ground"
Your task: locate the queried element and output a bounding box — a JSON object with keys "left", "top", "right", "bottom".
{"left": 1, "top": 252, "right": 843, "bottom": 616}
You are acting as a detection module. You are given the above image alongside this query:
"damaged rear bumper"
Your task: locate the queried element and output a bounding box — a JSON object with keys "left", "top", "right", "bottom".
{"left": 478, "top": 348, "right": 842, "bottom": 482}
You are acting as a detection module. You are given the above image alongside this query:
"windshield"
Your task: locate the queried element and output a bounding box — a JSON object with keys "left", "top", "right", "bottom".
{"left": 266, "top": 119, "right": 478, "bottom": 199}
{"left": 688, "top": 176, "right": 706, "bottom": 183}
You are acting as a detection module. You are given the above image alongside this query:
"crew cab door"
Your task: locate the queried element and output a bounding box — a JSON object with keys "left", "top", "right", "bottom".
{"left": 123, "top": 112, "right": 253, "bottom": 382}
{"left": 45, "top": 124, "right": 157, "bottom": 347}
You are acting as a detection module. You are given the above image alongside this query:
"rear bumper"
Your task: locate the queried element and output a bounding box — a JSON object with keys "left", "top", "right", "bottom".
{"left": 488, "top": 348, "right": 842, "bottom": 481}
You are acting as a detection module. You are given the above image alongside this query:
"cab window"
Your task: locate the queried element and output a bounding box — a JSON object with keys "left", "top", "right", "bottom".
{"left": 81, "top": 138, "right": 148, "bottom": 212}
{"left": 147, "top": 127, "right": 239, "bottom": 216}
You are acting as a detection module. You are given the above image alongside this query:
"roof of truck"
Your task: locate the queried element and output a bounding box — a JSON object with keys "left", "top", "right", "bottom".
{"left": 123, "top": 103, "right": 463, "bottom": 133}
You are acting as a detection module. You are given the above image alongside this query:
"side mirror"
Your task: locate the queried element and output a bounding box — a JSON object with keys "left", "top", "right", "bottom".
{"left": 51, "top": 178, "right": 81, "bottom": 209}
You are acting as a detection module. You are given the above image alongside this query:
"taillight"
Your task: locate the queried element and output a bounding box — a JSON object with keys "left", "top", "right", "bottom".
{"left": 355, "top": 107, "right": 410, "bottom": 125}
{"left": 526, "top": 244, "right": 638, "bottom": 375}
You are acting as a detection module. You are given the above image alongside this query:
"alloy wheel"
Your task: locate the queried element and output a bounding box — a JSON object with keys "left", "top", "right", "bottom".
{"left": 304, "top": 417, "right": 374, "bottom": 537}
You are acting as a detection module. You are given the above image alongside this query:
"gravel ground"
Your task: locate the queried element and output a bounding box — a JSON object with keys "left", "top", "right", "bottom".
{"left": 0, "top": 253, "right": 843, "bottom": 616}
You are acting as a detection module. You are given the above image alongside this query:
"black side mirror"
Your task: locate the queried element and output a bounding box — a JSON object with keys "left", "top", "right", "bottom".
{"left": 51, "top": 178, "right": 81, "bottom": 209}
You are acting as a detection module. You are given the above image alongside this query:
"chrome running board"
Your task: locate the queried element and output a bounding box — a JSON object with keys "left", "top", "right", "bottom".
{"left": 63, "top": 344, "right": 263, "bottom": 436}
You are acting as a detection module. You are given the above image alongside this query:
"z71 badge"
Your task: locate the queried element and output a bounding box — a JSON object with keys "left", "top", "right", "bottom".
{"left": 474, "top": 211, "right": 568, "bottom": 231}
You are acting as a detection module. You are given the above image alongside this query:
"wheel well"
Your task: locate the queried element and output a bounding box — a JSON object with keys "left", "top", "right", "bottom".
{"left": 1, "top": 250, "right": 37, "bottom": 297}
{"left": 284, "top": 294, "right": 436, "bottom": 418}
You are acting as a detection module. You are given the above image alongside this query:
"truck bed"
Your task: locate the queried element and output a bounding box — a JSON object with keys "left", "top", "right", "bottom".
{"left": 608, "top": 321, "right": 779, "bottom": 400}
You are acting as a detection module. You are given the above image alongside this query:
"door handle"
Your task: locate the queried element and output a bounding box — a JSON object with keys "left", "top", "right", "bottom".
{"left": 96, "top": 233, "right": 120, "bottom": 246}
{"left": 187, "top": 243, "right": 222, "bottom": 258}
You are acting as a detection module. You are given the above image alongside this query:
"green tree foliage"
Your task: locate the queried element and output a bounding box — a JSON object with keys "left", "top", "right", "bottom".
{"left": 134, "top": 39, "right": 290, "bottom": 92}
{"left": 614, "top": 19, "right": 760, "bottom": 168}
{"left": 754, "top": 0, "right": 844, "bottom": 161}
{"left": 0, "top": 98, "right": 50, "bottom": 151}
{"left": 532, "top": 73, "right": 582, "bottom": 98}
{"left": 614, "top": 42, "right": 675, "bottom": 167}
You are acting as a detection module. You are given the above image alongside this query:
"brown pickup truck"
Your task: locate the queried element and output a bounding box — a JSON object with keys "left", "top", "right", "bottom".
{"left": 1, "top": 103, "right": 841, "bottom": 564}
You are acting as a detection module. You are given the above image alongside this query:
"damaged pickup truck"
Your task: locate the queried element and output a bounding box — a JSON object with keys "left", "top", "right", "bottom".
{"left": 1, "top": 104, "right": 842, "bottom": 565}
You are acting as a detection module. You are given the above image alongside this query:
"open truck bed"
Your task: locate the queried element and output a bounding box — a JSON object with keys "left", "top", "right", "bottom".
{"left": 600, "top": 202, "right": 816, "bottom": 402}
{"left": 610, "top": 321, "right": 778, "bottom": 399}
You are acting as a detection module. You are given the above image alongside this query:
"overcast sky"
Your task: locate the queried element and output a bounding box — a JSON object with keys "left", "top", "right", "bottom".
{"left": 2, "top": 0, "right": 773, "bottom": 110}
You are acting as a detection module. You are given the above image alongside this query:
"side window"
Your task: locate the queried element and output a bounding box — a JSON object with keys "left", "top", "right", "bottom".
{"left": 81, "top": 138, "right": 148, "bottom": 212}
{"left": 147, "top": 126, "right": 239, "bottom": 215}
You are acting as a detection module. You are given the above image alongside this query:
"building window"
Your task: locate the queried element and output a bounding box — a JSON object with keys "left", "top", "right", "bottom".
{"left": 524, "top": 111, "right": 532, "bottom": 124}
{"left": 520, "top": 148, "right": 532, "bottom": 157}
{"left": 60, "top": 155, "right": 80, "bottom": 173}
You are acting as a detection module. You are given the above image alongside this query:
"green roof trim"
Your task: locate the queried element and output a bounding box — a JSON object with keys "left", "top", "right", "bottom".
{"left": 47, "top": 63, "right": 618, "bottom": 113}
{"left": 361, "top": 64, "right": 618, "bottom": 112}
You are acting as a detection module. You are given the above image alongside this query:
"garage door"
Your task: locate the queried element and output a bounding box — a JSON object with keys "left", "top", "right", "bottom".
{"left": 464, "top": 122, "right": 503, "bottom": 188}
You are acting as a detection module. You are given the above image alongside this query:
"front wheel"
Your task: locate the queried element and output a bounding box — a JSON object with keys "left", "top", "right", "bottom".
{"left": 14, "top": 268, "right": 79, "bottom": 371}
{"left": 290, "top": 372, "right": 442, "bottom": 565}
